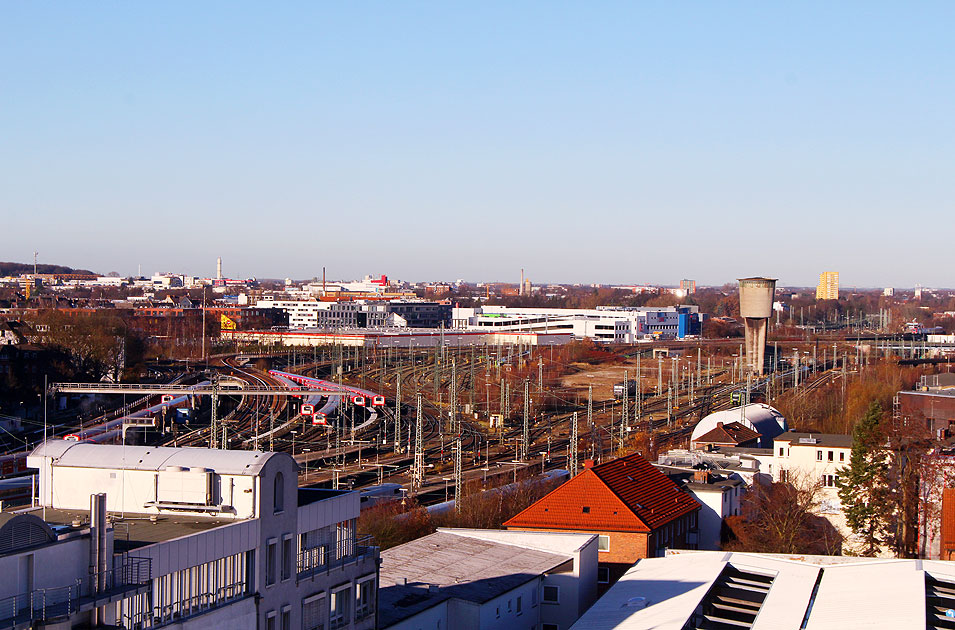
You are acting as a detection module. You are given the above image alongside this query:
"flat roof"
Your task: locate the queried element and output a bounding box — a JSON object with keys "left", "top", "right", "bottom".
{"left": 378, "top": 530, "right": 572, "bottom": 628}
{"left": 22, "top": 507, "right": 239, "bottom": 553}
{"left": 775, "top": 432, "right": 853, "bottom": 448}
{"left": 29, "top": 441, "right": 284, "bottom": 476}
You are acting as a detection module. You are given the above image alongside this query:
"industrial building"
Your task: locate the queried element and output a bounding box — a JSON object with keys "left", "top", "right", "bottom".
{"left": 816, "top": 271, "right": 840, "bottom": 300}
{"left": 19, "top": 441, "right": 378, "bottom": 630}
{"left": 569, "top": 549, "right": 955, "bottom": 630}
{"left": 378, "top": 528, "right": 599, "bottom": 630}
{"left": 255, "top": 298, "right": 451, "bottom": 330}
{"left": 452, "top": 306, "right": 703, "bottom": 342}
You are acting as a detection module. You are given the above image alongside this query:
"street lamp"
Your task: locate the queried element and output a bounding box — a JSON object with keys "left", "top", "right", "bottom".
{"left": 291, "top": 430, "right": 297, "bottom": 456}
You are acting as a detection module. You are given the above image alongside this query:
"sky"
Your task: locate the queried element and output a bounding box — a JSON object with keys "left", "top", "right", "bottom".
{"left": 1, "top": 3, "right": 953, "bottom": 288}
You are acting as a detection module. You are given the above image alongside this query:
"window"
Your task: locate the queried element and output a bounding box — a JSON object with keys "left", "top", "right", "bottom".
{"left": 516, "top": 595, "right": 522, "bottom": 614}
{"left": 822, "top": 474, "right": 839, "bottom": 488}
{"left": 598, "top": 535, "right": 610, "bottom": 552}
{"left": 282, "top": 536, "right": 293, "bottom": 581}
{"left": 840, "top": 452, "right": 845, "bottom": 462}
{"left": 356, "top": 576, "right": 375, "bottom": 620}
{"left": 778, "top": 447, "right": 785, "bottom": 456}
{"left": 266, "top": 612, "right": 277, "bottom": 630}
{"left": 282, "top": 607, "right": 291, "bottom": 630}
{"left": 598, "top": 567, "right": 611, "bottom": 584}
{"left": 507, "top": 599, "right": 512, "bottom": 612}
{"left": 542, "top": 585, "right": 560, "bottom": 604}
{"left": 266, "top": 540, "right": 277, "bottom": 586}
{"left": 495, "top": 607, "right": 500, "bottom": 619}
{"left": 828, "top": 451, "right": 834, "bottom": 462}
{"left": 330, "top": 585, "right": 350, "bottom": 630}
{"left": 303, "top": 593, "right": 326, "bottom": 630}
{"left": 816, "top": 450, "right": 823, "bottom": 461}
{"left": 274, "top": 472, "right": 285, "bottom": 514}
{"left": 582, "top": 506, "right": 590, "bottom": 513}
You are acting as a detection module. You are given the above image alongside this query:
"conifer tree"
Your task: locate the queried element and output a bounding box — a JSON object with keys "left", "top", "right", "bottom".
{"left": 837, "top": 401, "right": 888, "bottom": 556}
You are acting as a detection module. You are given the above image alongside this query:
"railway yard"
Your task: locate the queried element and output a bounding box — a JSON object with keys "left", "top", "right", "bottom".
{"left": 0, "top": 338, "right": 866, "bottom": 509}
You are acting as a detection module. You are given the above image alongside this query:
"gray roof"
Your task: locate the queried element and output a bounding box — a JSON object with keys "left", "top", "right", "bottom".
{"left": 774, "top": 432, "right": 853, "bottom": 449}
{"left": 29, "top": 441, "right": 285, "bottom": 476}
{"left": 378, "top": 531, "right": 571, "bottom": 628}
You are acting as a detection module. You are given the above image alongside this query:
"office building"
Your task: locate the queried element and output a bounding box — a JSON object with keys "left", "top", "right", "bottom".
{"left": 23, "top": 441, "right": 379, "bottom": 630}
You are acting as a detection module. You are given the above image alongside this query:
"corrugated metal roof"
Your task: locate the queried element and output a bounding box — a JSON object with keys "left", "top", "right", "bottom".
{"left": 29, "top": 441, "right": 282, "bottom": 476}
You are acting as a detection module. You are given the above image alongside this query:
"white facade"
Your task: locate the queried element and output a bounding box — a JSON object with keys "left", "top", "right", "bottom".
{"left": 452, "top": 305, "right": 702, "bottom": 342}
{"left": 683, "top": 479, "right": 744, "bottom": 550}
{"left": 25, "top": 441, "right": 378, "bottom": 630}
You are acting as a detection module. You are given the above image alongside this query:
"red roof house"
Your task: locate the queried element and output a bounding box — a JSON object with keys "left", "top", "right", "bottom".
{"left": 691, "top": 421, "right": 761, "bottom": 450}
{"left": 504, "top": 452, "right": 700, "bottom": 584}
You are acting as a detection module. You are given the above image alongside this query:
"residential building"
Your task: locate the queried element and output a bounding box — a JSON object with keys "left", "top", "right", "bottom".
{"left": 690, "top": 421, "right": 761, "bottom": 450}
{"left": 378, "top": 528, "right": 598, "bottom": 630}
{"left": 679, "top": 279, "right": 696, "bottom": 295}
{"left": 24, "top": 441, "right": 378, "bottom": 630}
{"left": 654, "top": 468, "right": 745, "bottom": 550}
{"left": 504, "top": 453, "right": 700, "bottom": 587}
{"left": 690, "top": 404, "right": 788, "bottom": 449}
{"left": 772, "top": 432, "right": 853, "bottom": 542}
{"left": 816, "top": 271, "right": 839, "bottom": 300}
{"left": 570, "top": 549, "right": 955, "bottom": 630}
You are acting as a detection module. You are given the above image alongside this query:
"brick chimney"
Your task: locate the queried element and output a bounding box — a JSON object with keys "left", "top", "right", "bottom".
{"left": 693, "top": 470, "right": 711, "bottom": 484}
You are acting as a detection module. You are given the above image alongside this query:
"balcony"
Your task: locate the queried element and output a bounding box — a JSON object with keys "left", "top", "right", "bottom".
{"left": 0, "top": 557, "right": 151, "bottom": 629}
{"left": 298, "top": 535, "right": 378, "bottom": 581}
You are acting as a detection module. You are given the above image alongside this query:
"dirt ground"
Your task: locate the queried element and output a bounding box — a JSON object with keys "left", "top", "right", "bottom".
{"left": 560, "top": 358, "right": 652, "bottom": 400}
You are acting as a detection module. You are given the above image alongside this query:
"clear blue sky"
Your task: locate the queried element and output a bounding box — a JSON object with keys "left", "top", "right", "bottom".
{"left": 2, "top": 3, "right": 952, "bottom": 287}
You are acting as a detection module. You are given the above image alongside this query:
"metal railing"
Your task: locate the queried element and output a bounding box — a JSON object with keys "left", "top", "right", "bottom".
{"left": 297, "top": 535, "right": 377, "bottom": 580}
{"left": 0, "top": 557, "right": 151, "bottom": 628}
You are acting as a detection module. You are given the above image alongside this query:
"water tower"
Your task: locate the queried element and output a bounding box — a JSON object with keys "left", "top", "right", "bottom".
{"left": 738, "top": 277, "right": 777, "bottom": 376}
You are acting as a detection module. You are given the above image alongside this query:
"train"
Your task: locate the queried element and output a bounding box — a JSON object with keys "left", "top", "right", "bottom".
{"left": 268, "top": 370, "right": 386, "bottom": 427}
{"left": 0, "top": 452, "right": 30, "bottom": 477}
{"left": 0, "top": 476, "right": 34, "bottom": 506}
{"left": 359, "top": 483, "right": 405, "bottom": 510}
{"left": 63, "top": 382, "right": 208, "bottom": 443}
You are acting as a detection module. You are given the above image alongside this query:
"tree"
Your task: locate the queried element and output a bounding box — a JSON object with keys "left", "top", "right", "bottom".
{"left": 724, "top": 474, "right": 842, "bottom": 555}
{"left": 836, "top": 401, "right": 888, "bottom": 556}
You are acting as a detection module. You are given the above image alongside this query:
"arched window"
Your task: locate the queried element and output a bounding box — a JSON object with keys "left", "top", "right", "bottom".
{"left": 274, "top": 472, "right": 285, "bottom": 514}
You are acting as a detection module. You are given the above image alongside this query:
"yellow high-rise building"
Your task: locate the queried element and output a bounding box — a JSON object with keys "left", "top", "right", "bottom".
{"left": 816, "top": 271, "right": 839, "bottom": 300}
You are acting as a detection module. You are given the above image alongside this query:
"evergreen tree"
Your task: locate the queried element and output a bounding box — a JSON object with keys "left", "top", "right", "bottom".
{"left": 837, "top": 401, "right": 888, "bottom": 556}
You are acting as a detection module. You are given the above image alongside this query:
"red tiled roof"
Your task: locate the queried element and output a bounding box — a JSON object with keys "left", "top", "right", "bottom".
{"left": 693, "top": 421, "right": 761, "bottom": 446}
{"left": 504, "top": 452, "right": 700, "bottom": 533}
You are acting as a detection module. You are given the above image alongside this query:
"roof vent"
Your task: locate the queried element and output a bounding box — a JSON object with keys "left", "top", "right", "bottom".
{"left": 625, "top": 597, "right": 648, "bottom": 609}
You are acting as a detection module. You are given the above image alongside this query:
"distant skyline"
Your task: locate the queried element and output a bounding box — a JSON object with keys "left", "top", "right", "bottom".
{"left": 2, "top": 3, "right": 953, "bottom": 287}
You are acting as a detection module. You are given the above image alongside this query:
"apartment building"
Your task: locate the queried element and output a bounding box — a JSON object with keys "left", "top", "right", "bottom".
{"left": 24, "top": 441, "right": 378, "bottom": 630}
{"left": 816, "top": 271, "right": 839, "bottom": 300}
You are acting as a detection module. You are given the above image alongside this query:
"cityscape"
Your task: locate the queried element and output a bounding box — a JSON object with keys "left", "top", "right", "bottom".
{"left": 2, "top": 4, "right": 955, "bottom": 630}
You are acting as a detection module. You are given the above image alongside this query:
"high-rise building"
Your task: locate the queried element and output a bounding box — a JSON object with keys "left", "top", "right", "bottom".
{"left": 816, "top": 271, "right": 839, "bottom": 300}
{"left": 680, "top": 279, "right": 696, "bottom": 295}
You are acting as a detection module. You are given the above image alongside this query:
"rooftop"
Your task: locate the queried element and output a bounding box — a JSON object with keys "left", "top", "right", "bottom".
{"left": 693, "top": 420, "right": 761, "bottom": 446}
{"left": 570, "top": 550, "right": 955, "bottom": 630}
{"left": 29, "top": 441, "right": 284, "bottom": 476}
{"left": 505, "top": 452, "right": 699, "bottom": 533}
{"left": 21, "top": 507, "right": 238, "bottom": 553}
{"left": 775, "top": 432, "right": 853, "bottom": 449}
{"left": 378, "top": 529, "right": 576, "bottom": 627}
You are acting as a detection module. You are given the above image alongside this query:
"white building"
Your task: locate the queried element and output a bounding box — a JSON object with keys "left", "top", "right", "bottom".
{"left": 771, "top": 431, "right": 853, "bottom": 543}
{"left": 570, "top": 549, "right": 955, "bottom": 630}
{"left": 24, "top": 441, "right": 378, "bottom": 630}
{"left": 654, "top": 467, "right": 746, "bottom": 551}
{"left": 378, "top": 528, "right": 598, "bottom": 630}
{"left": 452, "top": 306, "right": 703, "bottom": 342}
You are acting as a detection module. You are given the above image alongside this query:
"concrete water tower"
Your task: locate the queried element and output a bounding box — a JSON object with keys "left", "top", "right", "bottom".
{"left": 738, "top": 277, "right": 777, "bottom": 376}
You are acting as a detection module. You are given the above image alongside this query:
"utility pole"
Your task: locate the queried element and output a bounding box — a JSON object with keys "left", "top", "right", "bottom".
{"left": 587, "top": 385, "right": 593, "bottom": 427}
{"left": 522, "top": 380, "right": 530, "bottom": 461}
{"left": 412, "top": 394, "right": 424, "bottom": 494}
{"left": 454, "top": 437, "right": 462, "bottom": 512}
{"left": 570, "top": 411, "right": 579, "bottom": 477}
{"left": 209, "top": 373, "right": 219, "bottom": 449}
{"left": 395, "top": 371, "right": 402, "bottom": 453}
{"left": 622, "top": 369, "right": 629, "bottom": 439}
{"left": 450, "top": 360, "right": 457, "bottom": 435}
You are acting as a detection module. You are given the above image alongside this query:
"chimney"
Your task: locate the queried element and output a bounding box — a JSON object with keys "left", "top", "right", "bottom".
{"left": 693, "top": 470, "right": 710, "bottom": 484}
{"left": 216, "top": 257, "right": 222, "bottom": 281}
{"left": 584, "top": 459, "right": 594, "bottom": 469}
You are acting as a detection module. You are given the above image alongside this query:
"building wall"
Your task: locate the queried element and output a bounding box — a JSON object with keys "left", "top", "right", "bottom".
{"left": 688, "top": 488, "right": 733, "bottom": 550}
